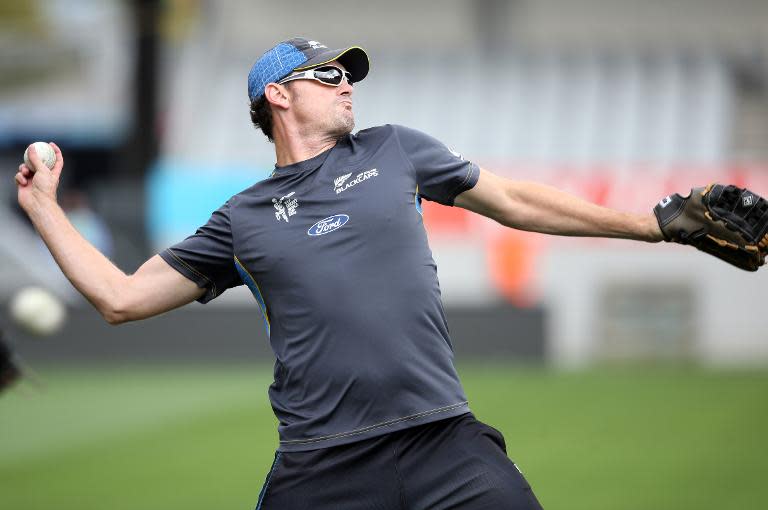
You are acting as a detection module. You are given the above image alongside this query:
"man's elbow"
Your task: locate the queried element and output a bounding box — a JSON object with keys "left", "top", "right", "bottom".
{"left": 493, "top": 202, "right": 527, "bottom": 230}
{"left": 102, "top": 308, "right": 129, "bottom": 325}
{"left": 100, "top": 297, "right": 136, "bottom": 325}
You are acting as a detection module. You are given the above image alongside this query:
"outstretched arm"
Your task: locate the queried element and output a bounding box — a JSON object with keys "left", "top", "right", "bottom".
{"left": 15, "top": 143, "right": 204, "bottom": 325}
{"left": 455, "top": 168, "right": 664, "bottom": 242}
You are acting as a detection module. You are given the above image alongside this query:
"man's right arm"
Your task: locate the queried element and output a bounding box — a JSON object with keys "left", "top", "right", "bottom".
{"left": 15, "top": 143, "right": 204, "bottom": 325}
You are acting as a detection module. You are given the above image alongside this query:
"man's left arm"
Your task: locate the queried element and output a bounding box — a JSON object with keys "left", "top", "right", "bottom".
{"left": 454, "top": 168, "right": 664, "bottom": 242}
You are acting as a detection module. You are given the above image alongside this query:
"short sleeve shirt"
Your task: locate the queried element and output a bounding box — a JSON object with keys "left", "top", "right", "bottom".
{"left": 161, "top": 124, "right": 479, "bottom": 451}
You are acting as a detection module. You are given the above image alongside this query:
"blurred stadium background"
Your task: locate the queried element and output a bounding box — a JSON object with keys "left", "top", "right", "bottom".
{"left": 1, "top": 1, "right": 768, "bottom": 509}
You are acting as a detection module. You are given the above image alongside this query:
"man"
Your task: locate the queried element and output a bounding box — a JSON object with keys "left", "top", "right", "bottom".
{"left": 16, "top": 38, "right": 758, "bottom": 509}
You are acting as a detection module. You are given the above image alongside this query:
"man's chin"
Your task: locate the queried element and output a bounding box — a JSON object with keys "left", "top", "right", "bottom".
{"left": 331, "top": 118, "right": 355, "bottom": 138}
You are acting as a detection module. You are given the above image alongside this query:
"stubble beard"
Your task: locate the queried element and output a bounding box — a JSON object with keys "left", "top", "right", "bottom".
{"left": 327, "top": 112, "right": 354, "bottom": 140}
{"left": 293, "top": 87, "right": 355, "bottom": 141}
{"left": 297, "top": 113, "right": 353, "bottom": 142}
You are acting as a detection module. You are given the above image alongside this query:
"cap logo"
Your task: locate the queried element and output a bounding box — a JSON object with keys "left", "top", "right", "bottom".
{"left": 308, "top": 40, "right": 326, "bottom": 50}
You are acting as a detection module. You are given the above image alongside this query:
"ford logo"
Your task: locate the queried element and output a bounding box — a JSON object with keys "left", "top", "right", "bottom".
{"left": 307, "top": 214, "right": 349, "bottom": 236}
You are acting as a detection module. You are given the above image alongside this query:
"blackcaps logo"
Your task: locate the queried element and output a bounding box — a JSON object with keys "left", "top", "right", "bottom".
{"left": 333, "top": 169, "right": 378, "bottom": 194}
{"left": 308, "top": 214, "right": 349, "bottom": 236}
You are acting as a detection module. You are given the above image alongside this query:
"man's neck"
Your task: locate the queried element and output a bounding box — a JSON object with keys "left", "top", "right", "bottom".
{"left": 274, "top": 129, "right": 341, "bottom": 167}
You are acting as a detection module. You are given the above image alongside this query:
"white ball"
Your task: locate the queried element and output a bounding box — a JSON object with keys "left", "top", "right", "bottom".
{"left": 9, "top": 286, "right": 67, "bottom": 336}
{"left": 23, "top": 142, "right": 57, "bottom": 171}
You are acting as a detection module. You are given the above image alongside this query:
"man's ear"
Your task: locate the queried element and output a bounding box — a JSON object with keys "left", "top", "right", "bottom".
{"left": 264, "top": 83, "right": 291, "bottom": 110}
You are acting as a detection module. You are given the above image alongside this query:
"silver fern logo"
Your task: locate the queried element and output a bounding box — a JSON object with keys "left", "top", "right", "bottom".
{"left": 334, "top": 169, "right": 378, "bottom": 194}
{"left": 334, "top": 173, "right": 352, "bottom": 191}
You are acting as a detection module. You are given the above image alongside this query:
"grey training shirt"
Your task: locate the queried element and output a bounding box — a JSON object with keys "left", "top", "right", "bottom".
{"left": 161, "top": 124, "right": 480, "bottom": 451}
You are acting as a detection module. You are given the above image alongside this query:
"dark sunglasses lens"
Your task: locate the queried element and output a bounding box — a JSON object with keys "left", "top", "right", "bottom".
{"left": 314, "top": 67, "right": 343, "bottom": 85}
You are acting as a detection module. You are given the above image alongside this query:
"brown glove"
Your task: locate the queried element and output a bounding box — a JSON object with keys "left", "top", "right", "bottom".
{"left": 654, "top": 183, "right": 768, "bottom": 271}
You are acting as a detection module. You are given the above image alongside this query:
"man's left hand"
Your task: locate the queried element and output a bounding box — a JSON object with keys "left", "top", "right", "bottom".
{"left": 654, "top": 183, "right": 768, "bottom": 271}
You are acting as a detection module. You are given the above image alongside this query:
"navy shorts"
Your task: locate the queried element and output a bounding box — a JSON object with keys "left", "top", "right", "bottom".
{"left": 255, "top": 413, "right": 543, "bottom": 509}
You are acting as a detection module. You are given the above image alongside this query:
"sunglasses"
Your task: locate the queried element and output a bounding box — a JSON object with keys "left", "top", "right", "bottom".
{"left": 277, "top": 65, "right": 354, "bottom": 87}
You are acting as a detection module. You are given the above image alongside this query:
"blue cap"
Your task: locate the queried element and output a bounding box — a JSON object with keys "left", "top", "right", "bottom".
{"left": 247, "top": 37, "right": 369, "bottom": 102}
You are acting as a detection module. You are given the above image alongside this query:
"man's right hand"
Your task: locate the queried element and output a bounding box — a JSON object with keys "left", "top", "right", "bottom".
{"left": 12, "top": 141, "right": 206, "bottom": 324}
{"left": 15, "top": 142, "right": 63, "bottom": 213}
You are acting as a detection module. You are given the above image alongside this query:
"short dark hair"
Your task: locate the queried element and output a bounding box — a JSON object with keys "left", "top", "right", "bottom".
{"left": 249, "top": 95, "right": 274, "bottom": 142}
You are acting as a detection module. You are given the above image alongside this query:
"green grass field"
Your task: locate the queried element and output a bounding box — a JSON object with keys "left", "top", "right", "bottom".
{"left": 1, "top": 364, "right": 767, "bottom": 510}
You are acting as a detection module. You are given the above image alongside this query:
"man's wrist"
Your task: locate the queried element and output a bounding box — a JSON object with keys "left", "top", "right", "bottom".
{"left": 22, "top": 193, "right": 60, "bottom": 222}
{"left": 644, "top": 214, "right": 664, "bottom": 243}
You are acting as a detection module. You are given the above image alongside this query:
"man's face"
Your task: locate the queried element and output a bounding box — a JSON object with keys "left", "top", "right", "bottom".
{"left": 287, "top": 61, "right": 355, "bottom": 139}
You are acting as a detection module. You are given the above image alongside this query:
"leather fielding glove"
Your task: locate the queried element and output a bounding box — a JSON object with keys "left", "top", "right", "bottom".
{"left": 654, "top": 183, "right": 768, "bottom": 271}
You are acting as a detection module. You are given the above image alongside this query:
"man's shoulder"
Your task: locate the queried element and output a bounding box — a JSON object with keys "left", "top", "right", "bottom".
{"left": 352, "top": 124, "right": 395, "bottom": 140}
{"left": 351, "top": 124, "right": 437, "bottom": 150}
{"left": 223, "top": 176, "right": 278, "bottom": 210}
{"left": 353, "top": 124, "right": 421, "bottom": 137}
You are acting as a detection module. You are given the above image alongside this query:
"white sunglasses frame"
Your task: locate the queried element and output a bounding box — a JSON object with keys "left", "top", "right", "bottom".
{"left": 277, "top": 65, "right": 354, "bottom": 87}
